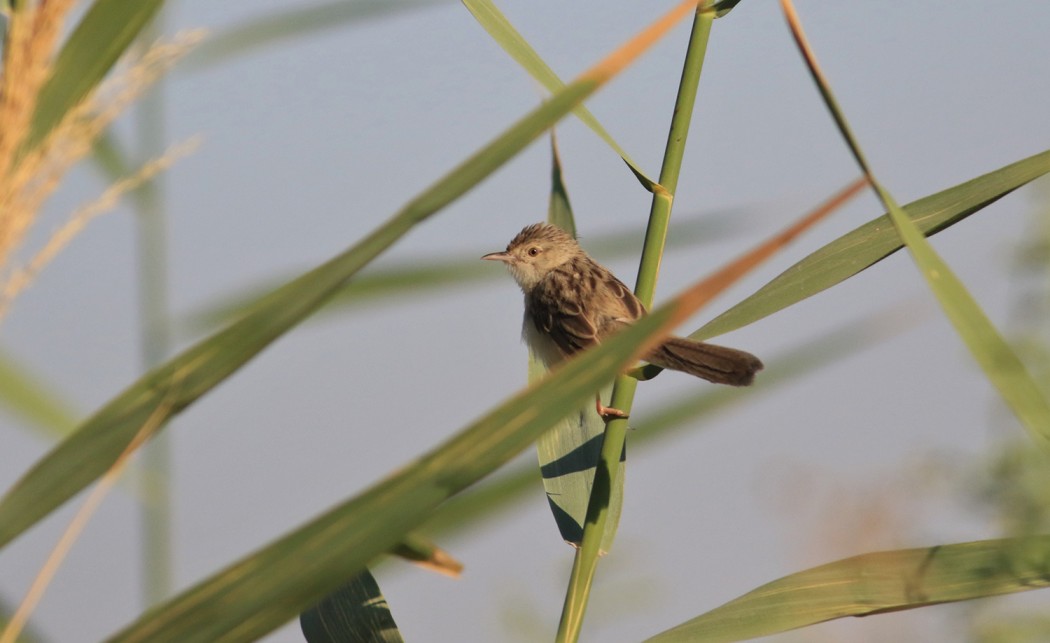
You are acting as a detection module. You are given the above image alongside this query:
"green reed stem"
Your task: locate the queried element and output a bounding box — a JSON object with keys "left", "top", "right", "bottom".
{"left": 556, "top": 6, "right": 714, "bottom": 641}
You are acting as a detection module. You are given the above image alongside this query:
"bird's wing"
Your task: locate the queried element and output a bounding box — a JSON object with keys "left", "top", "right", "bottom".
{"left": 597, "top": 272, "right": 645, "bottom": 327}
{"left": 528, "top": 263, "right": 646, "bottom": 357}
{"left": 529, "top": 287, "right": 598, "bottom": 357}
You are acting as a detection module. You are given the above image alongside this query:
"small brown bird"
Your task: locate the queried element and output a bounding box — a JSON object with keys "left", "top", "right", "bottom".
{"left": 483, "top": 223, "right": 763, "bottom": 418}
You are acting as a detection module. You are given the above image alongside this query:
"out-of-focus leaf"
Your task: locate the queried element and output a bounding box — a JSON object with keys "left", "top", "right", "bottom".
{"left": 105, "top": 295, "right": 689, "bottom": 641}
{"left": 646, "top": 536, "right": 1050, "bottom": 643}
{"left": 0, "top": 347, "right": 78, "bottom": 438}
{"left": 186, "top": 0, "right": 449, "bottom": 71}
{"left": 462, "top": 0, "right": 657, "bottom": 190}
{"left": 26, "top": 0, "right": 164, "bottom": 151}
{"left": 0, "top": 0, "right": 700, "bottom": 556}
{"left": 695, "top": 149, "right": 1050, "bottom": 342}
{"left": 300, "top": 569, "right": 403, "bottom": 643}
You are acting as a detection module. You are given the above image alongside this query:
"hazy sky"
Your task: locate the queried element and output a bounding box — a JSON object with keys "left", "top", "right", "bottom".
{"left": 2, "top": 1, "right": 1049, "bottom": 641}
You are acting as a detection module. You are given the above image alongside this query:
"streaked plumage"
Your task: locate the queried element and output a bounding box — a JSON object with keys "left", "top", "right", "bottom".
{"left": 483, "top": 223, "right": 762, "bottom": 414}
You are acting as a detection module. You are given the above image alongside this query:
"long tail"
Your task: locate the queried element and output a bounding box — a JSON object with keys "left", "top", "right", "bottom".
{"left": 644, "top": 337, "right": 763, "bottom": 386}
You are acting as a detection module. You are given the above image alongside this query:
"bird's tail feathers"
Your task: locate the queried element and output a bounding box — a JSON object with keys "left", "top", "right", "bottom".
{"left": 645, "top": 337, "right": 763, "bottom": 386}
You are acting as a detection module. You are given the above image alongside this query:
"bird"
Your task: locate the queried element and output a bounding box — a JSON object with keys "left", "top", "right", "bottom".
{"left": 482, "top": 222, "right": 763, "bottom": 418}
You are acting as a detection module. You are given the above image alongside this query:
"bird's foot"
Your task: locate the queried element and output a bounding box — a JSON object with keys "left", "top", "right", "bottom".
{"left": 595, "top": 395, "right": 628, "bottom": 420}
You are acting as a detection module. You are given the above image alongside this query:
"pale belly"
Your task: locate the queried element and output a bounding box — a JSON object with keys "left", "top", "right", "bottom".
{"left": 521, "top": 310, "right": 565, "bottom": 368}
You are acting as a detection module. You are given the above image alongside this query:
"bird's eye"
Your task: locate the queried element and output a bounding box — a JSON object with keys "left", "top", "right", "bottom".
{"left": 527, "top": 247, "right": 541, "bottom": 257}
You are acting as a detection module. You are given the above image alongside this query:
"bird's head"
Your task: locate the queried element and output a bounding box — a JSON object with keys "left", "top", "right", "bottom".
{"left": 482, "top": 223, "right": 578, "bottom": 291}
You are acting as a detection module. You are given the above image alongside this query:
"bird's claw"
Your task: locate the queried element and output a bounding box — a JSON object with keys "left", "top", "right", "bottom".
{"left": 595, "top": 397, "right": 628, "bottom": 420}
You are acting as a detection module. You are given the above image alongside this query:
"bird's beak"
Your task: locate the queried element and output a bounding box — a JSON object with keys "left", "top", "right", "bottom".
{"left": 481, "top": 251, "right": 512, "bottom": 263}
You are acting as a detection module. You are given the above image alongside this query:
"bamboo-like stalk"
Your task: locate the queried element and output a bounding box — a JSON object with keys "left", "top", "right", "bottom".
{"left": 556, "top": 5, "right": 716, "bottom": 641}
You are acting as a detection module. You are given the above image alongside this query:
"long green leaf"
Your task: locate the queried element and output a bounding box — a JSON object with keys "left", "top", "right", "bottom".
{"left": 26, "top": 0, "right": 164, "bottom": 150}
{"left": 646, "top": 536, "right": 1050, "bottom": 642}
{"left": 695, "top": 148, "right": 1050, "bottom": 341}
{"left": 779, "top": 0, "right": 1050, "bottom": 448}
{"left": 105, "top": 299, "right": 683, "bottom": 641}
{"left": 462, "top": 0, "right": 657, "bottom": 190}
{"left": 0, "top": 0, "right": 698, "bottom": 553}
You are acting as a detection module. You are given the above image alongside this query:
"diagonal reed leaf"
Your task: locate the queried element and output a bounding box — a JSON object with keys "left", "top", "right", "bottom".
{"left": 693, "top": 148, "right": 1050, "bottom": 342}
{"left": 779, "top": 0, "right": 1050, "bottom": 450}
{"left": 104, "top": 286, "right": 699, "bottom": 641}
{"left": 646, "top": 536, "right": 1050, "bottom": 643}
{"left": 0, "top": 0, "right": 700, "bottom": 553}
{"left": 462, "top": 0, "right": 657, "bottom": 190}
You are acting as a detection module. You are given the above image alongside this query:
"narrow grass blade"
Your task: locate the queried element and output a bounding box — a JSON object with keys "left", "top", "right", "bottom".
{"left": 299, "top": 569, "right": 403, "bottom": 643}
{"left": 535, "top": 134, "right": 624, "bottom": 552}
{"left": 0, "top": 347, "right": 78, "bottom": 438}
{"left": 186, "top": 0, "right": 448, "bottom": 71}
{"left": 462, "top": 0, "right": 657, "bottom": 190}
{"left": 0, "top": 0, "right": 700, "bottom": 553}
{"left": 0, "top": 393, "right": 169, "bottom": 643}
{"left": 695, "top": 149, "right": 1050, "bottom": 341}
{"left": 646, "top": 536, "right": 1050, "bottom": 643}
{"left": 105, "top": 282, "right": 708, "bottom": 641}
{"left": 781, "top": 0, "right": 1050, "bottom": 449}
{"left": 25, "top": 0, "right": 164, "bottom": 151}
